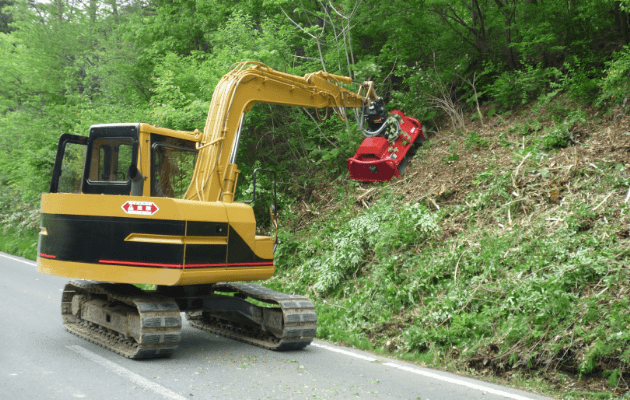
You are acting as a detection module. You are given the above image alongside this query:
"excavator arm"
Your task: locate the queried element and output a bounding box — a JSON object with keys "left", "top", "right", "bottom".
{"left": 185, "top": 61, "right": 380, "bottom": 203}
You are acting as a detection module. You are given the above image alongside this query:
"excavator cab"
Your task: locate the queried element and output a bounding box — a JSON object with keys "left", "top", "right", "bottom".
{"left": 83, "top": 126, "right": 139, "bottom": 195}
{"left": 49, "top": 124, "right": 200, "bottom": 199}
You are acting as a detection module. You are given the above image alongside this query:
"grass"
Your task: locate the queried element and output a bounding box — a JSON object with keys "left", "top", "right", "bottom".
{"left": 263, "top": 103, "right": 630, "bottom": 398}
{"left": 267, "top": 208, "right": 629, "bottom": 397}
{"left": 0, "top": 226, "right": 38, "bottom": 260}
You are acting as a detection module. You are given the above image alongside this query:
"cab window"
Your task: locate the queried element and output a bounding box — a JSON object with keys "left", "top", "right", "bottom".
{"left": 89, "top": 138, "right": 134, "bottom": 182}
{"left": 82, "top": 136, "right": 138, "bottom": 195}
{"left": 151, "top": 134, "right": 198, "bottom": 198}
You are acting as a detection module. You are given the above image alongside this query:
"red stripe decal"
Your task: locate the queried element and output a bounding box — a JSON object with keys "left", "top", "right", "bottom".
{"left": 99, "top": 260, "right": 273, "bottom": 269}
{"left": 38, "top": 253, "right": 56, "bottom": 259}
{"left": 99, "top": 259, "right": 183, "bottom": 269}
{"left": 184, "top": 263, "right": 226, "bottom": 268}
{"left": 185, "top": 262, "right": 274, "bottom": 268}
{"left": 227, "top": 262, "right": 274, "bottom": 267}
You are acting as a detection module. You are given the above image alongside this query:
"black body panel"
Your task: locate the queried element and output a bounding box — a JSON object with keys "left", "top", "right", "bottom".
{"left": 39, "top": 214, "right": 185, "bottom": 266}
{"left": 38, "top": 214, "right": 271, "bottom": 268}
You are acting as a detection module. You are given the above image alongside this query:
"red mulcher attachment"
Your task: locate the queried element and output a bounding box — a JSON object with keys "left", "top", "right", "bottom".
{"left": 347, "top": 110, "right": 425, "bottom": 182}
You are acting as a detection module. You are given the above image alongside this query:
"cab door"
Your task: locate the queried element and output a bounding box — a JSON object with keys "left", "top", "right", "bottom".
{"left": 49, "top": 134, "right": 88, "bottom": 194}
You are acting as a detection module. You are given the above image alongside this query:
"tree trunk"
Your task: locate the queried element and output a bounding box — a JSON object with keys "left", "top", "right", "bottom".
{"left": 89, "top": 0, "right": 97, "bottom": 24}
{"left": 494, "top": 0, "right": 516, "bottom": 69}
{"left": 53, "top": 0, "right": 64, "bottom": 21}
{"left": 503, "top": 19, "right": 515, "bottom": 69}
{"left": 615, "top": 1, "right": 629, "bottom": 45}
{"left": 470, "top": 0, "right": 489, "bottom": 56}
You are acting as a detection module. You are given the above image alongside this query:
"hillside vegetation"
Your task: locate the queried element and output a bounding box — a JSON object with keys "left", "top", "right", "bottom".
{"left": 264, "top": 103, "right": 630, "bottom": 398}
{"left": 2, "top": 0, "right": 630, "bottom": 397}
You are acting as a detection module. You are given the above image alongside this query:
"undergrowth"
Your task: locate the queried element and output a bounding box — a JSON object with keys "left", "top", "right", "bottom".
{"left": 269, "top": 193, "right": 629, "bottom": 381}
{"left": 265, "top": 104, "right": 630, "bottom": 398}
{"left": 0, "top": 226, "right": 38, "bottom": 260}
{"left": 0, "top": 187, "right": 39, "bottom": 260}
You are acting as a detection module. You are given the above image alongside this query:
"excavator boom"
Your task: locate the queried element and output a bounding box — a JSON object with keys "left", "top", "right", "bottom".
{"left": 186, "top": 61, "right": 378, "bottom": 202}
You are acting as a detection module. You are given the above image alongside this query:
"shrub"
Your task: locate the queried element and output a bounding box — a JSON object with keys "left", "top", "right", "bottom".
{"left": 598, "top": 45, "right": 630, "bottom": 106}
{"left": 485, "top": 64, "right": 561, "bottom": 108}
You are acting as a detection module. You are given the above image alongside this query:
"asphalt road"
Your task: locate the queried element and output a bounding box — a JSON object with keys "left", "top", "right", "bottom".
{"left": 0, "top": 252, "right": 554, "bottom": 400}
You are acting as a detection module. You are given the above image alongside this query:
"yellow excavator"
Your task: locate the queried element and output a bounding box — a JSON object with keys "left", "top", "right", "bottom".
{"left": 37, "top": 61, "right": 390, "bottom": 358}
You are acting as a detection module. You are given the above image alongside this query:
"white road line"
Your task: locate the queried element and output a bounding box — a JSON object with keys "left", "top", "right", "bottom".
{"left": 382, "top": 362, "right": 535, "bottom": 400}
{"left": 313, "top": 342, "right": 536, "bottom": 400}
{"left": 311, "top": 342, "right": 377, "bottom": 362}
{"left": 67, "top": 345, "right": 188, "bottom": 400}
{"left": 0, "top": 252, "right": 36, "bottom": 267}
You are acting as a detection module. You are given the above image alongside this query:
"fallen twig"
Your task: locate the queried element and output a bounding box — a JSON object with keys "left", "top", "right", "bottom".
{"left": 511, "top": 153, "right": 531, "bottom": 195}
{"left": 428, "top": 198, "right": 440, "bottom": 210}
{"left": 357, "top": 188, "right": 376, "bottom": 202}
{"left": 454, "top": 250, "right": 467, "bottom": 284}
{"left": 391, "top": 171, "right": 419, "bottom": 185}
{"left": 514, "top": 152, "right": 531, "bottom": 176}
{"left": 592, "top": 192, "right": 614, "bottom": 211}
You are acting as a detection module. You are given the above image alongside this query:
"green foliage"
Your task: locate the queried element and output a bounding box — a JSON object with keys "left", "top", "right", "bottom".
{"left": 485, "top": 63, "right": 561, "bottom": 108}
{"left": 0, "top": 0, "right": 13, "bottom": 34}
{"left": 539, "top": 109, "right": 586, "bottom": 150}
{"left": 464, "top": 131, "right": 489, "bottom": 149}
{"left": 149, "top": 55, "right": 211, "bottom": 130}
{"left": 561, "top": 56, "right": 602, "bottom": 103}
{"left": 598, "top": 45, "right": 630, "bottom": 106}
{"left": 0, "top": 32, "right": 22, "bottom": 113}
{"left": 275, "top": 193, "right": 440, "bottom": 295}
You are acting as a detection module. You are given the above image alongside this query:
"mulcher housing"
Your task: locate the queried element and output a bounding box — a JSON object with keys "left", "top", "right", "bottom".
{"left": 347, "top": 110, "right": 425, "bottom": 182}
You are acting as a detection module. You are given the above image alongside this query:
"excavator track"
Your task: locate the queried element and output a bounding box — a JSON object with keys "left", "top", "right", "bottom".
{"left": 62, "top": 281, "right": 182, "bottom": 359}
{"left": 186, "top": 283, "right": 317, "bottom": 350}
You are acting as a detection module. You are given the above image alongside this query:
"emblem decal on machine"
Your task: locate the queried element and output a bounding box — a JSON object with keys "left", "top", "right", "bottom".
{"left": 122, "top": 201, "right": 159, "bottom": 215}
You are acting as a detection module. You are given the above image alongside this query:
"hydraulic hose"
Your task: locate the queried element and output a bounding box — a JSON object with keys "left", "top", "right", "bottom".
{"left": 359, "top": 104, "right": 401, "bottom": 139}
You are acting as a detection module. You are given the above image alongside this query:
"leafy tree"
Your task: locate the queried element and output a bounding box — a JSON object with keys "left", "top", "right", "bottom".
{"left": 0, "top": 0, "right": 14, "bottom": 33}
{"left": 2, "top": 0, "right": 630, "bottom": 220}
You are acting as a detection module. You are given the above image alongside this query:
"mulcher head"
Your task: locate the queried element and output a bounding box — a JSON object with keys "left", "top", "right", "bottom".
{"left": 347, "top": 110, "right": 425, "bottom": 182}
